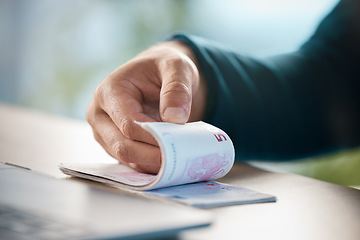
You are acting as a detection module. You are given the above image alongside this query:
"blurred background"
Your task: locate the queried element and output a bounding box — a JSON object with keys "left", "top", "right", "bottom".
{"left": 1, "top": 0, "right": 359, "bottom": 188}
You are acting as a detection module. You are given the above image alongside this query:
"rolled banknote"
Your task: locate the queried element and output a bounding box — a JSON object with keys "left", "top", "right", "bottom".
{"left": 60, "top": 121, "right": 235, "bottom": 190}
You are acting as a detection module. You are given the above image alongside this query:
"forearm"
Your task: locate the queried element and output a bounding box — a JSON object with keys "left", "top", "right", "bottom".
{"left": 170, "top": 0, "right": 360, "bottom": 161}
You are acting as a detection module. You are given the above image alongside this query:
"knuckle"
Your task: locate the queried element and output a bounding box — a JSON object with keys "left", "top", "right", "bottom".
{"left": 85, "top": 104, "right": 95, "bottom": 125}
{"left": 92, "top": 132, "right": 102, "bottom": 143}
{"left": 94, "top": 73, "right": 121, "bottom": 103}
{"left": 162, "top": 55, "right": 197, "bottom": 76}
{"left": 94, "top": 77, "right": 114, "bottom": 102}
{"left": 113, "top": 142, "right": 129, "bottom": 162}
{"left": 164, "top": 55, "right": 188, "bottom": 68}
{"left": 167, "top": 81, "right": 190, "bottom": 92}
{"left": 162, "top": 81, "right": 191, "bottom": 101}
{"left": 94, "top": 83, "right": 103, "bottom": 98}
{"left": 119, "top": 117, "right": 134, "bottom": 139}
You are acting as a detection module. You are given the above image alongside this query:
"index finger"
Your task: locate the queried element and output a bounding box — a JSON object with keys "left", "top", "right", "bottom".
{"left": 94, "top": 80, "right": 159, "bottom": 146}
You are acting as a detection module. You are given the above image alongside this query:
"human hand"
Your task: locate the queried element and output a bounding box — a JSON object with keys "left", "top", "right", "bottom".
{"left": 86, "top": 41, "right": 207, "bottom": 174}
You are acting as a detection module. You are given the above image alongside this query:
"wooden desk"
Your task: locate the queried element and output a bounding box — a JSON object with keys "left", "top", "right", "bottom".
{"left": 1, "top": 103, "right": 359, "bottom": 240}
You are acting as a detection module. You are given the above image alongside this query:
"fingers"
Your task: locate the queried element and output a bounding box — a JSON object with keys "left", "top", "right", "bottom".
{"left": 158, "top": 56, "right": 199, "bottom": 124}
{"left": 128, "top": 161, "right": 161, "bottom": 175}
{"left": 87, "top": 105, "right": 161, "bottom": 174}
{"left": 87, "top": 42, "right": 202, "bottom": 174}
{"left": 93, "top": 80, "right": 158, "bottom": 146}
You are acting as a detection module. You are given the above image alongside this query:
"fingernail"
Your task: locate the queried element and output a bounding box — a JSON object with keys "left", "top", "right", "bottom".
{"left": 129, "top": 163, "right": 137, "bottom": 168}
{"left": 163, "top": 107, "right": 187, "bottom": 124}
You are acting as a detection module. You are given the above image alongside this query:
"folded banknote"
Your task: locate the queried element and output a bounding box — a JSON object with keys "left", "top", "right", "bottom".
{"left": 60, "top": 121, "right": 235, "bottom": 190}
{"left": 60, "top": 121, "right": 276, "bottom": 208}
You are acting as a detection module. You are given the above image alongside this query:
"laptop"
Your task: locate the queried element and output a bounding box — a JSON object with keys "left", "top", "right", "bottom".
{"left": 0, "top": 162, "right": 211, "bottom": 240}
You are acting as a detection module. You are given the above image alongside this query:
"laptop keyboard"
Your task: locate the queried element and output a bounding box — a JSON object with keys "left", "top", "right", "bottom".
{"left": 0, "top": 205, "right": 91, "bottom": 240}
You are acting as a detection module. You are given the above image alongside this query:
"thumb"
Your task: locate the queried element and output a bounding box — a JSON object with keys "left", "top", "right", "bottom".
{"left": 160, "top": 81, "right": 191, "bottom": 124}
{"left": 159, "top": 60, "right": 197, "bottom": 124}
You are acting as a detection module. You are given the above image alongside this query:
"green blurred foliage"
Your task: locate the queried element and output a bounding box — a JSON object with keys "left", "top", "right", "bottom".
{"left": 299, "top": 147, "right": 360, "bottom": 189}
{"left": 251, "top": 147, "right": 360, "bottom": 189}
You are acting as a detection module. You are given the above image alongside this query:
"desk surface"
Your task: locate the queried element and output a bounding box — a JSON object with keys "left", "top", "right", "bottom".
{"left": 1, "top": 103, "right": 359, "bottom": 240}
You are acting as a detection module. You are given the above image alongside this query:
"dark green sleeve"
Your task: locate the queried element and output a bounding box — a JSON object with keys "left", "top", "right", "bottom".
{"left": 170, "top": 0, "right": 360, "bottom": 161}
